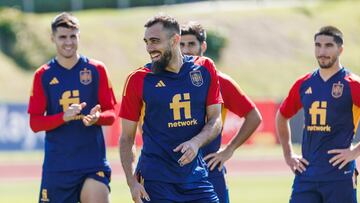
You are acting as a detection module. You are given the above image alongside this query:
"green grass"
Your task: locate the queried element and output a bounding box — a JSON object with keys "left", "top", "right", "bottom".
{"left": 0, "top": 175, "right": 292, "bottom": 203}
{"left": 1, "top": 1, "right": 360, "bottom": 102}
{"left": 0, "top": 145, "right": 358, "bottom": 202}
{"left": 0, "top": 146, "right": 301, "bottom": 203}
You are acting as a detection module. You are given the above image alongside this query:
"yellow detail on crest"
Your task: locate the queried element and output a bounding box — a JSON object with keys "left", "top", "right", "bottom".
{"left": 80, "top": 68, "right": 92, "bottom": 85}
{"left": 40, "top": 189, "right": 50, "bottom": 202}
{"left": 59, "top": 90, "right": 80, "bottom": 112}
{"left": 49, "top": 77, "right": 59, "bottom": 85}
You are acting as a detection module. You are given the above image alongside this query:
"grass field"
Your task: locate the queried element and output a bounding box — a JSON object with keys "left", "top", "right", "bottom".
{"left": 0, "top": 146, "right": 294, "bottom": 203}
{"left": 0, "top": 174, "right": 293, "bottom": 202}
{"left": 1, "top": 146, "right": 360, "bottom": 202}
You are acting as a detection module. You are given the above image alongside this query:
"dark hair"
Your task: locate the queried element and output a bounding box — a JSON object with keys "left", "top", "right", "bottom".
{"left": 144, "top": 13, "right": 180, "bottom": 37}
{"left": 51, "top": 12, "right": 79, "bottom": 33}
{"left": 314, "top": 25, "right": 343, "bottom": 46}
{"left": 181, "top": 21, "right": 206, "bottom": 43}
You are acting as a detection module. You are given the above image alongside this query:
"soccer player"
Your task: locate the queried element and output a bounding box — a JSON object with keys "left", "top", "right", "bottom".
{"left": 119, "top": 14, "right": 223, "bottom": 203}
{"left": 276, "top": 26, "right": 360, "bottom": 203}
{"left": 28, "top": 12, "right": 116, "bottom": 203}
{"left": 180, "top": 21, "right": 262, "bottom": 203}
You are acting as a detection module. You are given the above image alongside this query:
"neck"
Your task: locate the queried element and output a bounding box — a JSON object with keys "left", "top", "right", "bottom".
{"left": 56, "top": 54, "right": 80, "bottom": 70}
{"left": 165, "top": 48, "right": 183, "bottom": 73}
{"left": 319, "top": 62, "right": 342, "bottom": 81}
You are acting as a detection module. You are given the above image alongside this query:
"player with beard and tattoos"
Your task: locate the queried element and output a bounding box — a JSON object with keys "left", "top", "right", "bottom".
{"left": 119, "top": 14, "right": 223, "bottom": 203}
{"left": 277, "top": 26, "right": 360, "bottom": 203}
{"left": 180, "top": 21, "right": 262, "bottom": 203}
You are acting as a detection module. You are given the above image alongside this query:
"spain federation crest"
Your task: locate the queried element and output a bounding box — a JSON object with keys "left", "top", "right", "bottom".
{"left": 80, "top": 68, "right": 92, "bottom": 85}
{"left": 332, "top": 81, "right": 344, "bottom": 98}
{"left": 190, "top": 70, "right": 203, "bottom": 87}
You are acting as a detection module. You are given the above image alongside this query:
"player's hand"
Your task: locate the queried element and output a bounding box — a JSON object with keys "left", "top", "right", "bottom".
{"left": 129, "top": 179, "right": 150, "bottom": 203}
{"left": 328, "top": 147, "right": 358, "bottom": 169}
{"left": 173, "top": 138, "right": 200, "bottom": 167}
{"left": 204, "top": 148, "right": 233, "bottom": 171}
{"left": 284, "top": 153, "right": 309, "bottom": 174}
{"left": 63, "top": 102, "right": 87, "bottom": 122}
{"left": 82, "top": 104, "right": 101, "bottom": 126}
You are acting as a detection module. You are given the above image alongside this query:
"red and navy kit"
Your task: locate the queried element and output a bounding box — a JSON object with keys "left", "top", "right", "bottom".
{"left": 28, "top": 55, "right": 116, "bottom": 172}
{"left": 203, "top": 71, "right": 255, "bottom": 178}
{"left": 120, "top": 55, "right": 223, "bottom": 183}
{"left": 280, "top": 68, "right": 360, "bottom": 181}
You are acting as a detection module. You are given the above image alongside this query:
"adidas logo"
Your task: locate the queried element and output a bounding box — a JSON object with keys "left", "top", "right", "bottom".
{"left": 305, "top": 87, "right": 312, "bottom": 94}
{"left": 49, "top": 77, "right": 59, "bottom": 85}
{"left": 155, "top": 80, "right": 166, "bottom": 87}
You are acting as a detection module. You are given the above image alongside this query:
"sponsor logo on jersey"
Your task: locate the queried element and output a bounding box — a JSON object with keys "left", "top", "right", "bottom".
{"left": 168, "top": 93, "right": 198, "bottom": 128}
{"left": 59, "top": 90, "right": 80, "bottom": 112}
{"left": 190, "top": 70, "right": 203, "bottom": 87}
{"left": 80, "top": 68, "right": 92, "bottom": 85}
{"left": 332, "top": 81, "right": 343, "bottom": 98}
{"left": 307, "top": 101, "right": 331, "bottom": 132}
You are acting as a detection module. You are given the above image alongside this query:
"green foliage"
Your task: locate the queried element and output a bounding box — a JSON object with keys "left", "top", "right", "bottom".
{"left": 0, "top": 8, "right": 54, "bottom": 70}
{"left": 205, "top": 29, "right": 227, "bottom": 62}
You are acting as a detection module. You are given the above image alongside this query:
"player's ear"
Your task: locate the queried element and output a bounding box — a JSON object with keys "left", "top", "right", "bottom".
{"left": 51, "top": 33, "right": 55, "bottom": 43}
{"left": 201, "top": 41, "right": 207, "bottom": 54}
{"left": 172, "top": 33, "right": 181, "bottom": 47}
{"left": 338, "top": 44, "right": 344, "bottom": 55}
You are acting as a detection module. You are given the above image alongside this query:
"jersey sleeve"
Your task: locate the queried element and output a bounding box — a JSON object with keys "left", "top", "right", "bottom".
{"left": 119, "top": 68, "right": 147, "bottom": 121}
{"left": 27, "top": 65, "right": 65, "bottom": 132}
{"left": 195, "top": 57, "right": 223, "bottom": 106}
{"left": 28, "top": 67, "right": 47, "bottom": 115}
{"left": 94, "top": 61, "right": 117, "bottom": 111}
{"left": 93, "top": 61, "right": 117, "bottom": 125}
{"left": 347, "top": 73, "right": 360, "bottom": 107}
{"left": 279, "top": 74, "right": 310, "bottom": 118}
{"left": 218, "top": 71, "right": 255, "bottom": 117}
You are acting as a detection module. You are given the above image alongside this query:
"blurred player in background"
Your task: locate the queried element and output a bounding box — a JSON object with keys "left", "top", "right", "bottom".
{"left": 277, "top": 25, "right": 360, "bottom": 203}
{"left": 180, "top": 21, "right": 262, "bottom": 203}
{"left": 28, "top": 12, "right": 116, "bottom": 203}
{"left": 119, "top": 14, "right": 223, "bottom": 203}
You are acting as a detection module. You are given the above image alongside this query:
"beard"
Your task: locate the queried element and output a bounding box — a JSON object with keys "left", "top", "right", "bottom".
{"left": 317, "top": 56, "right": 337, "bottom": 69}
{"left": 152, "top": 49, "right": 172, "bottom": 74}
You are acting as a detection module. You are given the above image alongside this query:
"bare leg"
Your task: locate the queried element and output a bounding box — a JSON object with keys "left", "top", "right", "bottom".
{"left": 80, "top": 178, "right": 110, "bottom": 203}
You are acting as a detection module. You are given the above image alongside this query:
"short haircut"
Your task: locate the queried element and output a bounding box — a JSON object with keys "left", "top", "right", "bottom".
{"left": 144, "top": 13, "right": 180, "bottom": 37}
{"left": 314, "top": 25, "right": 343, "bottom": 46}
{"left": 51, "top": 12, "right": 79, "bottom": 33}
{"left": 181, "top": 21, "right": 206, "bottom": 43}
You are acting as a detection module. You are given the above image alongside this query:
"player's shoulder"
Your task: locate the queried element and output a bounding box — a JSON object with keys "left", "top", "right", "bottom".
{"left": 193, "top": 56, "right": 215, "bottom": 67}
{"left": 87, "top": 57, "right": 106, "bottom": 69}
{"left": 344, "top": 69, "right": 360, "bottom": 84}
{"left": 125, "top": 67, "right": 152, "bottom": 83}
{"left": 292, "top": 71, "right": 314, "bottom": 87}
{"left": 217, "top": 70, "right": 232, "bottom": 81}
{"left": 33, "top": 62, "right": 51, "bottom": 77}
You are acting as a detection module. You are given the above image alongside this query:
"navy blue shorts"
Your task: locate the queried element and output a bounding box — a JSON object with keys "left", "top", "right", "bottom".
{"left": 290, "top": 178, "right": 357, "bottom": 203}
{"left": 140, "top": 178, "right": 219, "bottom": 203}
{"left": 38, "top": 168, "right": 111, "bottom": 203}
{"left": 208, "top": 175, "right": 229, "bottom": 203}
